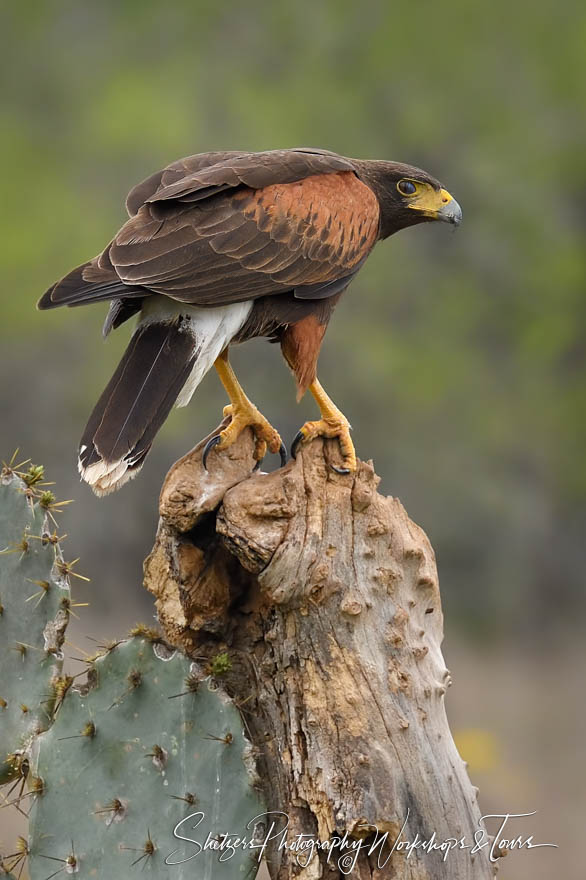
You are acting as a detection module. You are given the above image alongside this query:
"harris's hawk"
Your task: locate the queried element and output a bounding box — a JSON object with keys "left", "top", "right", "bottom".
{"left": 38, "top": 148, "right": 461, "bottom": 495}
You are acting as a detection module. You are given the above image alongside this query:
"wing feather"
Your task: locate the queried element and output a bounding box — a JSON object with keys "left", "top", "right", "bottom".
{"left": 109, "top": 163, "right": 380, "bottom": 306}
{"left": 143, "top": 148, "right": 354, "bottom": 206}
{"left": 44, "top": 149, "right": 380, "bottom": 313}
{"left": 125, "top": 150, "right": 247, "bottom": 216}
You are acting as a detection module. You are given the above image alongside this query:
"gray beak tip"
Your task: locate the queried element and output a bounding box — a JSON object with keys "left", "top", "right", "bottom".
{"left": 440, "top": 198, "right": 462, "bottom": 227}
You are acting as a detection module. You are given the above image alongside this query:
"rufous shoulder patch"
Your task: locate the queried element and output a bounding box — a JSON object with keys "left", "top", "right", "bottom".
{"left": 235, "top": 171, "right": 380, "bottom": 270}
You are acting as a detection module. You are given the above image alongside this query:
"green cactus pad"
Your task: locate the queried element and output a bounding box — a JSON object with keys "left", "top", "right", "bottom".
{"left": 0, "top": 471, "right": 71, "bottom": 783}
{"left": 28, "top": 636, "right": 265, "bottom": 879}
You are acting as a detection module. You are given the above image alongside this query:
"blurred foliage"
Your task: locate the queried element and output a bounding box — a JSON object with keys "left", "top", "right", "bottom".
{"left": 0, "top": 0, "right": 585, "bottom": 638}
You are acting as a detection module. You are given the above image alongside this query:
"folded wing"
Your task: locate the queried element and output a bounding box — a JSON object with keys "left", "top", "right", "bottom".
{"left": 39, "top": 148, "right": 380, "bottom": 312}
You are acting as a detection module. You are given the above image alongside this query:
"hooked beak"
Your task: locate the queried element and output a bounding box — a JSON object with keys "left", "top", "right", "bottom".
{"left": 436, "top": 189, "right": 462, "bottom": 226}
{"left": 408, "top": 187, "right": 462, "bottom": 227}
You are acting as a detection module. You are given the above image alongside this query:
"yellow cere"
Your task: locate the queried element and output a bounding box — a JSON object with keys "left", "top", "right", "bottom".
{"left": 403, "top": 182, "right": 455, "bottom": 218}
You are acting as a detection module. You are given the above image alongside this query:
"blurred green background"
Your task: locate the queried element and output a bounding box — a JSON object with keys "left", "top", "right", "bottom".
{"left": 1, "top": 1, "right": 584, "bottom": 877}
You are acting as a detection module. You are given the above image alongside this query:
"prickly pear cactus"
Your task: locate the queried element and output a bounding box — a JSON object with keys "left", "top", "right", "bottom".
{"left": 0, "top": 461, "right": 73, "bottom": 783}
{"left": 28, "top": 635, "right": 265, "bottom": 879}
{"left": 0, "top": 457, "right": 265, "bottom": 879}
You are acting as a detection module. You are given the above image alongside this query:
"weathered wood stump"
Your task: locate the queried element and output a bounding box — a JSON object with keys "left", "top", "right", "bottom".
{"left": 144, "top": 428, "right": 494, "bottom": 879}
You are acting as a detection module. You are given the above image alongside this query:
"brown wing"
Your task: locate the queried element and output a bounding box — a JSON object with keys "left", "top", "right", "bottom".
{"left": 40, "top": 149, "right": 380, "bottom": 312}
{"left": 110, "top": 168, "right": 380, "bottom": 307}
{"left": 125, "top": 151, "right": 248, "bottom": 217}
{"left": 126, "top": 148, "right": 355, "bottom": 216}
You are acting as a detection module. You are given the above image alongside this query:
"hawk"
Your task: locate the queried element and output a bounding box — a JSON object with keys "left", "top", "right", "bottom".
{"left": 39, "top": 148, "right": 461, "bottom": 495}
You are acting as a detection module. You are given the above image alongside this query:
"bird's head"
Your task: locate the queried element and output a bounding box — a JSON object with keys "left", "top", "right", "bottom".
{"left": 353, "top": 159, "right": 462, "bottom": 239}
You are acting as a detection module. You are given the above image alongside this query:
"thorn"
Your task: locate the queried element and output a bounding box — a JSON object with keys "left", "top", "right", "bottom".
{"left": 58, "top": 721, "right": 96, "bottom": 741}
{"left": 0, "top": 536, "right": 30, "bottom": 557}
{"left": 170, "top": 792, "right": 197, "bottom": 806}
{"left": 1, "top": 765, "right": 29, "bottom": 818}
{"left": 46, "top": 675, "right": 74, "bottom": 713}
{"left": 1, "top": 448, "right": 27, "bottom": 472}
{"left": 61, "top": 602, "right": 90, "bottom": 622}
{"left": 203, "top": 731, "right": 233, "bottom": 745}
{"left": 94, "top": 797, "right": 126, "bottom": 825}
{"left": 37, "top": 840, "right": 78, "bottom": 879}
{"left": 121, "top": 830, "right": 156, "bottom": 868}
{"left": 39, "top": 492, "right": 73, "bottom": 513}
{"left": 2, "top": 755, "right": 29, "bottom": 795}
{"left": 19, "top": 464, "right": 46, "bottom": 488}
{"left": 22, "top": 486, "right": 38, "bottom": 513}
{"left": 127, "top": 669, "right": 142, "bottom": 689}
{"left": 168, "top": 672, "right": 200, "bottom": 699}
{"left": 38, "top": 490, "right": 57, "bottom": 508}
{"left": 0, "top": 775, "right": 44, "bottom": 816}
{"left": 25, "top": 579, "right": 51, "bottom": 608}
{"left": 128, "top": 623, "right": 162, "bottom": 642}
{"left": 109, "top": 667, "right": 143, "bottom": 705}
{"left": 87, "top": 635, "right": 123, "bottom": 652}
{"left": 30, "top": 775, "right": 45, "bottom": 793}
{"left": 38, "top": 493, "right": 73, "bottom": 529}
{"left": 15, "top": 640, "right": 44, "bottom": 654}
{"left": 2, "top": 836, "right": 29, "bottom": 876}
{"left": 63, "top": 636, "right": 90, "bottom": 656}
{"left": 29, "top": 531, "right": 66, "bottom": 547}
{"left": 146, "top": 744, "right": 167, "bottom": 771}
{"left": 54, "top": 558, "right": 90, "bottom": 583}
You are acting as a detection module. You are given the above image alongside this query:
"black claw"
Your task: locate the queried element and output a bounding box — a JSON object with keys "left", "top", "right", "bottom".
{"left": 278, "top": 442, "right": 288, "bottom": 468}
{"left": 202, "top": 435, "right": 222, "bottom": 471}
{"left": 290, "top": 430, "right": 304, "bottom": 460}
{"left": 253, "top": 442, "right": 287, "bottom": 473}
{"left": 331, "top": 464, "right": 351, "bottom": 475}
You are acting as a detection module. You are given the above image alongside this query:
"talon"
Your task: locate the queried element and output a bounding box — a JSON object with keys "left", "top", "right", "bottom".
{"left": 331, "top": 464, "right": 351, "bottom": 475}
{"left": 202, "top": 435, "right": 222, "bottom": 471}
{"left": 253, "top": 440, "right": 287, "bottom": 473}
{"left": 290, "top": 430, "right": 305, "bottom": 460}
{"left": 289, "top": 379, "right": 358, "bottom": 473}
{"left": 253, "top": 441, "right": 287, "bottom": 473}
{"left": 279, "top": 442, "right": 288, "bottom": 468}
{"left": 290, "top": 416, "right": 356, "bottom": 473}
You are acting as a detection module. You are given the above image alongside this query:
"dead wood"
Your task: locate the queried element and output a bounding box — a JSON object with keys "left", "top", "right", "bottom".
{"left": 144, "top": 429, "right": 494, "bottom": 879}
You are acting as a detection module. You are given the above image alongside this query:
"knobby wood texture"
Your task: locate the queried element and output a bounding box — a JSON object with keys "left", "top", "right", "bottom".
{"left": 144, "top": 428, "right": 495, "bottom": 880}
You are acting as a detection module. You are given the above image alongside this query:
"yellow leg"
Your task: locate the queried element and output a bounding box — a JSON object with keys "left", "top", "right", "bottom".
{"left": 292, "top": 378, "right": 356, "bottom": 473}
{"left": 208, "top": 351, "right": 284, "bottom": 464}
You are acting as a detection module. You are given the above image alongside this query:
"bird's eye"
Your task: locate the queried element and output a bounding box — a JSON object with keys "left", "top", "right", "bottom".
{"left": 398, "top": 180, "right": 417, "bottom": 196}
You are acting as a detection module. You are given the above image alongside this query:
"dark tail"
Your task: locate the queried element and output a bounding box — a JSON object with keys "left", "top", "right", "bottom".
{"left": 37, "top": 259, "right": 144, "bottom": 310}
{"left": 79, "top": 319, "right": 196, "bottom": 496}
